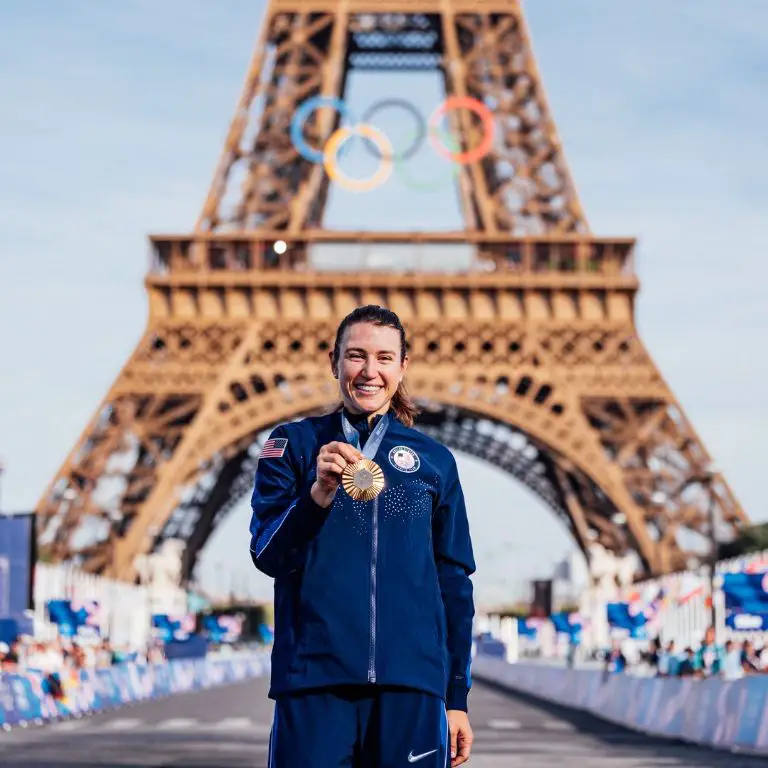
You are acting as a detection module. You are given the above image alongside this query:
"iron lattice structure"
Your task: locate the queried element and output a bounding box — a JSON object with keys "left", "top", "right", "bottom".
{"left": 36, "top": 0, "right": 747, "bottom": 581}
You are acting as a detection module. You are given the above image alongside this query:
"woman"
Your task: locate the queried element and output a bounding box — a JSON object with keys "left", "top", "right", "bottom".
{"left": 250, "top": 305, "right": 476, "bottom": 767}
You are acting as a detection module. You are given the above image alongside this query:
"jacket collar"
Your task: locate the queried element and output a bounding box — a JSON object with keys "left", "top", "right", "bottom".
{"left": 342, "top": 408, "right": 385, "bottom": 428}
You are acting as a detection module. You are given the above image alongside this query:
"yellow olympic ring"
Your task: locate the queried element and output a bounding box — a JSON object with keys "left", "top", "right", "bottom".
{"left": 323, "top": 124, "right": 394, "bottom": 193}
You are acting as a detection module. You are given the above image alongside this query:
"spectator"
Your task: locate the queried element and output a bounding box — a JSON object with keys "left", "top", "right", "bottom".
{"left": 658, "top": 640, "right": 678, "bottom": 677}
{"left": 740, "top": 640, "right": 761, "bottom": 675}
{"left": 678, "top": 647, "right": 696, "bottom": 677}
{"left": 96, "top": 640, "right": 114, "bottom": 668}
{"left": 646, "top": 637, "right": 661, "bottom": 674}
{"left": 0, "top": 641, "right": 19, "bottom": 672}
{"left": 604, "top": 639, "right": 627, "bottom": 677}
{"left": 721, "top": 640, "right": 744, "bottom": 681}
{"left": 694, "top": 627, "right": 724, "bottom": 678}
{"left": 566, "top": 640, "right": 576, "bottom": 668}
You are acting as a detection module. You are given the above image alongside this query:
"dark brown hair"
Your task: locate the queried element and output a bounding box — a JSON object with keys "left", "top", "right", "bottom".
{"left": 332, "top": 305, "right": 419, "bottom": 427}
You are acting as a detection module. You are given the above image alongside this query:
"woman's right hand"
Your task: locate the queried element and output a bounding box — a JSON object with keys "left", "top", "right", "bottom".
{"left": 311, "top": 441, "right": 363, "bottom": 508}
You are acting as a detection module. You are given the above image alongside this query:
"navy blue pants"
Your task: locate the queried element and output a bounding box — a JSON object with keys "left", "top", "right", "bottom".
{"left": 267, "top": 685, "right": 450, "bottom": 767}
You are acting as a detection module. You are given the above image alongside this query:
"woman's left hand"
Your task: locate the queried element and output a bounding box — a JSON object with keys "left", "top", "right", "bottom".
{"left": 447, "top": 710, "right": 473, "bottom": 766}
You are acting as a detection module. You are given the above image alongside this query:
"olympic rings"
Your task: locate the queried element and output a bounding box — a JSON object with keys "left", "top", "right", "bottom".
{"left": 359, "top": 98, "right": 426, "bottom": 162}
{"left": 289, "top": 95, "right": 495, "bottom": 193}
{"left": 427, "top": 96, "right": 495, "bottom": 165}
{"left": 323, "top": 124, "right": 394, "bottom": 192}
{"left": 290, "top": 96, "right": 356, "bottom": 164}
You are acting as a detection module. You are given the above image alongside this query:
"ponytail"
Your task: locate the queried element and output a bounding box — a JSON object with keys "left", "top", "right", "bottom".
{"left": 390, "top": 379, "right": 419, "bottom": 427}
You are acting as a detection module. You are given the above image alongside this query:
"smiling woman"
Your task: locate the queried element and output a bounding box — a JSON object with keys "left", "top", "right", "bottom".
{"left": 249, "top": 305, "right": 477, "bottom": 767}
{"left": 330, "top": 305, "right": 418, "bottom": 426}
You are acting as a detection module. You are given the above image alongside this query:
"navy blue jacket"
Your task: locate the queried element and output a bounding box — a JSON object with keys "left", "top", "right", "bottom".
{"left": 249, "top": 409, "right": 476, "bottom": 711}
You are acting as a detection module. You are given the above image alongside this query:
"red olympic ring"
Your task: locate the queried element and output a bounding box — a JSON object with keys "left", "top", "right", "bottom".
{"left": 427, "top": 96, "right": 495, "bottom": 165}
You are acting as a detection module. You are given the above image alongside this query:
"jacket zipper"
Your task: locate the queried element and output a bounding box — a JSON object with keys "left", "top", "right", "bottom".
{"left": 368, "top": 496, "right": 379, "bottom": 683}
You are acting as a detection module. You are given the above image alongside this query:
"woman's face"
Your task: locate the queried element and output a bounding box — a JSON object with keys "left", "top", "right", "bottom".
{"left": 333, "top": 322, "right": 408, "bottom": 416}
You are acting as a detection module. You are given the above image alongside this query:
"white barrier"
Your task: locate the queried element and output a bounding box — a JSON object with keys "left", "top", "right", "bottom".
{"left": 34, "top": 563, "right": 153, "bottom": 647}
{"left": 633, "top": 549, "right": 768, "bottom": 650}
{"left": 473, "top": 656, "right": 768, "bottom": 754}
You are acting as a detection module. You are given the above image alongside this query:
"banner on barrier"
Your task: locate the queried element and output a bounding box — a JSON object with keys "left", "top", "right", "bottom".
{"left": 0, "top": 653, "right": 268, "bottom": 727}
{"left": 471, "top": 654, "right": 768, "bottom": 755}
{"left": 47, "top": 600, "right": 102, "bottom": 639}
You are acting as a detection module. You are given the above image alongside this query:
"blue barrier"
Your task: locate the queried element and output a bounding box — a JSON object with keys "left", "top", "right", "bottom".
{"left": 472, "top": 654, "right": 768, "bottom": 754}
{"left": 0, "top": 652, "right": 270, "bottom": 728}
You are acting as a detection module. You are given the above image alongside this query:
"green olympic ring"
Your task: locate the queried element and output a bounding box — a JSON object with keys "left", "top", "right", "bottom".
{"left": 391, "top": 126, "right": 462, "bottom": 193}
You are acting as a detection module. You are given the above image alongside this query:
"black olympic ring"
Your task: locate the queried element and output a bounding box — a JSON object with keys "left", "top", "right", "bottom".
{"left": 357, "top": 98, "right": 426, "bottom": 162}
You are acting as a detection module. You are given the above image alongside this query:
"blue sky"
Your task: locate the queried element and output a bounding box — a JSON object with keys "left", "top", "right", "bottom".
{"left": 1, "top": 1, "right": 767, "bottom": 608}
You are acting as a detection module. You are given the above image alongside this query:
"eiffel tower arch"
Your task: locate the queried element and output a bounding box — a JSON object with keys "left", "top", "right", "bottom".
{"left": 35, "top": 0, "right": 748, "bottom": 582}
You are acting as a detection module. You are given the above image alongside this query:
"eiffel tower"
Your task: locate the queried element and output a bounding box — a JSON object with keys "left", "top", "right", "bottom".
{"left": 35, "top": 0, "right": 747, "bottom": 581}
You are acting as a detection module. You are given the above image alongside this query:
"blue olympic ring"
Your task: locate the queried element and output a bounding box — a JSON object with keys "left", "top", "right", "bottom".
{"left": 290, "top": 96, "right": 356, "bottom": 164}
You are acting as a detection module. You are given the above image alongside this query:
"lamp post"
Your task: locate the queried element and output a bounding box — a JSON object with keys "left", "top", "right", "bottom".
{"left": 703, "top": 468, "right": 719, "bottom": 632}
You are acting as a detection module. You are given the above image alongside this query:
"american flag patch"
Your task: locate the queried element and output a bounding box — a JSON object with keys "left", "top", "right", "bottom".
{"left": 260, "top": 437, "right": 288, "bottom": 459}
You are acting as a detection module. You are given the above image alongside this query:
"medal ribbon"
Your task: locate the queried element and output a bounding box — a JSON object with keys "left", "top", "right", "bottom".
{"left": 341, "top": 412, "right": 390, "bottom": 460}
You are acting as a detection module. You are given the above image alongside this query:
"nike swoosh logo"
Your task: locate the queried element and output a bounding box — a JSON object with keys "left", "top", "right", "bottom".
{"left": 408, "top": 749, "right": 438, "bottom": 763}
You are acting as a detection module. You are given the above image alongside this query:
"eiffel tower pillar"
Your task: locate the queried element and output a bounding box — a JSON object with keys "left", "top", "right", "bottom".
{"left": 35, "top": 0, "right": 748, "bottom": 581}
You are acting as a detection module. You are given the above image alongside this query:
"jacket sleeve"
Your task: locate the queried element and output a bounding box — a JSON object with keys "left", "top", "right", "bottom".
{"left": 433, "top": 453, "right": 476, "bottom": 712}
{"left": 249, "top": 425, "right": 328, "bottom": 578}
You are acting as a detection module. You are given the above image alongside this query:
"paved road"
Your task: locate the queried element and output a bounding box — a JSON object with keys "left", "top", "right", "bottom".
{"left": 0, "top": 676, "right": 765, "bottom": 767}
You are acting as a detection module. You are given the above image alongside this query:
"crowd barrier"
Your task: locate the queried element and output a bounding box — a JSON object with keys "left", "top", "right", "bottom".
{"left": 473, "top": 655, "right": 768, "bottom": 755}
{"left": 0, "top": 652, "right": 270, "bottom": 728}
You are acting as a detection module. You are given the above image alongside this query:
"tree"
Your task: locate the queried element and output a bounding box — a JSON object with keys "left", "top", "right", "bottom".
{"left": 718, "top": 523, "right": 768, "bottom": 559}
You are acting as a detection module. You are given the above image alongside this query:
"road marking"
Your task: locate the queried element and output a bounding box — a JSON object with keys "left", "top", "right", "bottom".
{"left": 543, "top": 720, "right": 575, "bottom": 731}
{"left": 488, "top": 719, "right": 522, "bottom": 730}
{"left": 216, "top": 742, "right": 264, "bottom": 753}
{"left": 50, "top": 720, "right": 86, "bottom": 732}
{"left": 156, "top": 718, "right": 198, "bottom": 730}
{"left": 100, "top": 718, "right": 142, "bottom": 730}
{"left": 211, "top": 717, "right": 253, "bottom": 730}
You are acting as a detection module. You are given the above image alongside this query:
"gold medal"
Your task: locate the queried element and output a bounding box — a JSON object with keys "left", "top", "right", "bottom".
{"left": 341, "top": 458, "right": 385, "bottom": 502}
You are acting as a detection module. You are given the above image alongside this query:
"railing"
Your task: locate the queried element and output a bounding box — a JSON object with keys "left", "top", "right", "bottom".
{"left": 147, "top": 232, "right": 637, "bottom": 279}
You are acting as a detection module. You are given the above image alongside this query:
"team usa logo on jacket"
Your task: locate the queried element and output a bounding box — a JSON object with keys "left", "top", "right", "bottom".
{"left": 389, "top": 446, "right": 420, "bottom": 473}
